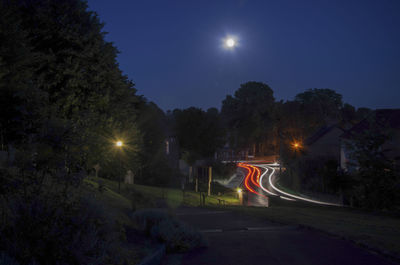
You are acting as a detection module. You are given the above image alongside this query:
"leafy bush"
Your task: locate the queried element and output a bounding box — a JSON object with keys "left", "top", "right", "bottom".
{"left": 2, "top": 196, "right": 100, "bottom": 265}
{"left": 131, "top": 210, "right": 206, "bottom": 253}
{"left": 0, "top": 181, "right": 132, "bottom": 265}
{"left": 0, "top": 252, "right": 20, "bottom": 265}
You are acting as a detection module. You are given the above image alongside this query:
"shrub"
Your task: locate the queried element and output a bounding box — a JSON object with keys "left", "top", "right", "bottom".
{"left": 0, "top": 189, "right": 130, "bottom": 265}
{"left": 0, "top": 252, "right": 20, "bottom": 265}
{"left": 131, "top": 210, "right": 206, "bottom": 253}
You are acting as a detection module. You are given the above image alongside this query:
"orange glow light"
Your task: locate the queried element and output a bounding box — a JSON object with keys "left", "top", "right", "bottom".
{"left": 292, "top": 141, "right": 301, "bottom": 149}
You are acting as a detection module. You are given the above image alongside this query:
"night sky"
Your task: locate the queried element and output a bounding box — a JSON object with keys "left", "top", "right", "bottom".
{"left": 87, "top": 0, "right": 400, "bottom": 111}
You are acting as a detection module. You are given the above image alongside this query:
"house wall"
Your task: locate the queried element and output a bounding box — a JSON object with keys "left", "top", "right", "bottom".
{"left": 306, "top": 127, "right": 343, "bottom": 162}
{"left": 340, "top": 140, "right": 357, "bottom": 172}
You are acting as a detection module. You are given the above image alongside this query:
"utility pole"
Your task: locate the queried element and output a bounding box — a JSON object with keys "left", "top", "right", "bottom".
{"left": 115, "top": 140, "right": 123, "bottom": 193}
{"left": 118, "top": 149, "right": 122, "bottom": 192}
{"left": 278, "top": 125, "right": 282, "bottom": 176}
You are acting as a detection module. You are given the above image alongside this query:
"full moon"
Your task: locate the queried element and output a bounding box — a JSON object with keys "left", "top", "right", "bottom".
{"left": 226, "top": 38, "right": 235, "bottom": 47}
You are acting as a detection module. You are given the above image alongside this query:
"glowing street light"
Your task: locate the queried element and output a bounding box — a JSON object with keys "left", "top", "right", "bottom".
{"left": 116, "top": 141, "right": 123, "bottom": 147}
{"left": 292, "top": 141, "right": 301, "bottom": 150}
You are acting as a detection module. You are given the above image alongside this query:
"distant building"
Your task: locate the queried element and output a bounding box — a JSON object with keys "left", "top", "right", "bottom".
{"left": 340, "top": 109, "right": 400, "bottom": 172}
{"left": 304, "top": 125, "right": 345, "bottom": 163}
{"left": 215, "top": 144, "right": 250, "bottom": 162}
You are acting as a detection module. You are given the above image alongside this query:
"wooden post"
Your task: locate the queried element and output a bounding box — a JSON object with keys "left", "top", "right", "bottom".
{"left": 194, "top": 166, "right": 198, "bottom": 192}
{"left": 239, "top": 191, "right": 243, "bottom": 205}
{"left": 94, "top": 164, "right": 101, "bottom": 179}
{"left": 208, "top": 166, "right": 212, "bottom": 196}
{"left": 189, "top": 166, "right": 193, "bottom": 183}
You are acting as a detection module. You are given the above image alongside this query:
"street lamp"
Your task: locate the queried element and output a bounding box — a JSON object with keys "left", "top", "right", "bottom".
{"left": 292, "top": 141, "right": 301, "bottom": 150}
{"left": 116, "top": 140, "right": 123, "bottom": 192}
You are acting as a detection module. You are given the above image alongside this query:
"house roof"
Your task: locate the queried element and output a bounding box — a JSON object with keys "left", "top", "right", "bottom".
{"left": 341, "top": 109, "right": 400, "bottom": 139}
{"left": 305, "top": 125, "right": 344, "bottom": 146}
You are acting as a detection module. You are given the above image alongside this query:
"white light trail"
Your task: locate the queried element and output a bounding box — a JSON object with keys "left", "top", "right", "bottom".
{"left": 258, "top": 166, "right": 278, "bottom": 196}
{"left": 280, "top": 196, "right": 296, "bottom": 201}
{"left": 258, "top": 164, "right": 342, "bottom": 207}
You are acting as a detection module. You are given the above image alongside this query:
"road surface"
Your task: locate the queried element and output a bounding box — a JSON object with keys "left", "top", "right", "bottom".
{"left": 162, "top": 207, "right": 395, "bottom": 265}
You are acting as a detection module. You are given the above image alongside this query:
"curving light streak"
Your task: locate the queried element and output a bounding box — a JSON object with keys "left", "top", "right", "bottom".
{"left": 258, "top": 166, "right": 278, "bottom": 196}
{"left": 280, "top": 196, "right": 296, "bottom": 201}
{"left": 238, "top": 163, "right": 267, "bottom": 198}
{"left": 238, "top": 163, "right": 256, "bottom": 194}
{"left": 258, "top": 164, "right": 342, "bottom": 206}
{"left": 249, "top": 165, "right": 260, "bottom": 187}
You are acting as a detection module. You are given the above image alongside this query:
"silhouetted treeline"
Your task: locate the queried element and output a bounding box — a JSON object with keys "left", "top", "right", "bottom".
{"left": 0, "top": 0, "right": 167, "bottom": 264}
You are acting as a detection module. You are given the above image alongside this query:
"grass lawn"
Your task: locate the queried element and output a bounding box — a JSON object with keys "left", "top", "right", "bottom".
{"left": 226, "top": 200, "right": 400, "bottom": 259}
{"left": 85, "top": 176, "right": 239, "bottom": 209}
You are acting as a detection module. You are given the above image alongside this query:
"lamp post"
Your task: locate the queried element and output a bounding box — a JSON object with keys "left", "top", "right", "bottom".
{"left": 116, "top": 140, "right": 123, "bottom": 193}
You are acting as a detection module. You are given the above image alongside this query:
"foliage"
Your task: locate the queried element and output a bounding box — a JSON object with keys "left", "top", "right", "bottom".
{"left": 346, "top": 119, "right": 400, "bottom": 209}
{"left": 172, "top": 107, "right": 225, "bottom": 164}
{"left": 0, "top": 168, "right": 128, "bottom": 265}
{"left": 132, "top": 210, "right": 206, "bottom": 253}
{"left": 0, "top": 0, "right": 143, "bottom": 179}
{"left": 341, "top": 103, "right": 357, "bottom": 124}
{"left": 0, "top": 253, "right": 25, "bottom": 265}
{"left": 135, "top": 102, "right": 179, "bottom": 187}
{"left": 221, "top": 81, "right": 275, "bottom": 151}
{"left": 294, "top": 88, "right": 343, "bottom": 126}
{"left": 0, "top": 0, "right": 148, "bottom": 264}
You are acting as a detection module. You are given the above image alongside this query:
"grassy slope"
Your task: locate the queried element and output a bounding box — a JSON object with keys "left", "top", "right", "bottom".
{"left": 82, "top": 178, "right": 148, "bottom": 265}
{"left": 86, "top": 176, "right": 239, "bottom": 209}
{"left": 81, "top": 177, "right": 239, "bottom": 263}
{"left": 227, "top": 201, "right": 400, "bottom": 258}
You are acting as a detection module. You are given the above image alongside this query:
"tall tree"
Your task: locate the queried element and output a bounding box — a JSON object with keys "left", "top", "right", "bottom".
{"left": 346, "top": 118, "right": 400, "bottom": 209}
{"left": 0, "top": 0, "right": 144, "bottom": 178}
{"left": 294, "top": 88, "right": 343, "bottom": 131}
{"left": 173, "top": 107, "right": 225, "bottom": 163}
{"left": 221, "top": 81, "right": 275, "bottom": 153}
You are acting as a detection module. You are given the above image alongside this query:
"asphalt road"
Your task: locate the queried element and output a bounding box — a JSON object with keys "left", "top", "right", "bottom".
{"left": 162, "top": 207, "right": 396, "bottom": 265}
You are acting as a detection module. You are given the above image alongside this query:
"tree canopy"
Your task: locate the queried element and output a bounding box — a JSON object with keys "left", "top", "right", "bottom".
{"left": 0, "top": 0, "right": 143, "bottom": 178}
{"left": 221, "top": 81, "right": 275, "bottom": 150}
{"left": 172, "top": 107, "right": 225, "bottom": 165}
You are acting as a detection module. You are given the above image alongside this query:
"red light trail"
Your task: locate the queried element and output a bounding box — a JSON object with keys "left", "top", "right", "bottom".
{"left": 237, "top": 162, "right": 267, "bottom": 198}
